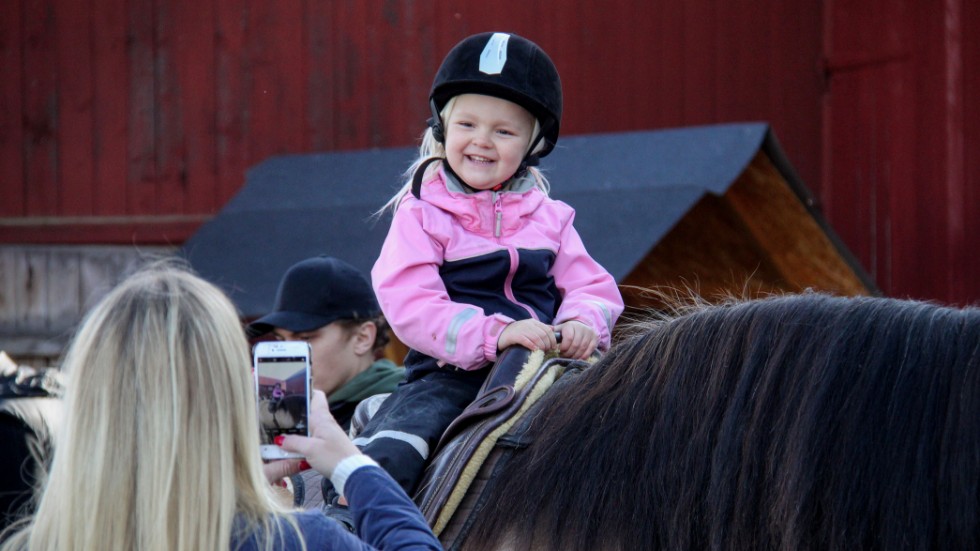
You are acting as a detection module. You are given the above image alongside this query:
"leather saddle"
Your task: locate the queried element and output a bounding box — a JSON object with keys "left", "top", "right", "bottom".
{"left": 413, "top": 346, "right": 587, "bottom": 546}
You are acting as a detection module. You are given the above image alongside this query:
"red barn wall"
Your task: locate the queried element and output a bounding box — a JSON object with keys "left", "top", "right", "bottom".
{"left": 822, "top": 0, "right": 978, "bottom": 304}
{"left": 0, "top": 0, "right": 976, "bottom": 304}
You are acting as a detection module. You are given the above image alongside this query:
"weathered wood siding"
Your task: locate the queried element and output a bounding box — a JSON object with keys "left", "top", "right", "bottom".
{"left": 0, "top": 245, "right": 173, "bottom": 365}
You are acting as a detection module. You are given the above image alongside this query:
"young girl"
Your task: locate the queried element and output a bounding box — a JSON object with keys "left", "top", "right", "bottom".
{"left": 271, "top": 382, "right": 286, "bottom": 401}
{"left": 354, "top": 32, "right": 624, "bottom": 499}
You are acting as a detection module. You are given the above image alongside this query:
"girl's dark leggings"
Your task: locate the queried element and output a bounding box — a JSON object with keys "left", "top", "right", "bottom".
{"left": 349, "top": 367, "right": 487, "bottom": 496}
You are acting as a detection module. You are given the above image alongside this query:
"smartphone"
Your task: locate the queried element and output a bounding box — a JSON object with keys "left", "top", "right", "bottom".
{"left": 253, "top": 341, "right": 311, "bottom": 460}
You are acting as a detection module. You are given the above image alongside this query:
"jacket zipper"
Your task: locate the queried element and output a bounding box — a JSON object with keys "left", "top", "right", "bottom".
{"left": 494, "top": 191, "right": 539, "bottom": 320}
{"left": 493, "top": 191, "right": 503, "bottom": 238}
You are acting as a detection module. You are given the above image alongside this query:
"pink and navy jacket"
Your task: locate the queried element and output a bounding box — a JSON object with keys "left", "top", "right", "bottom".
{"left": 372, "top": 167, "right": 624, "bottom": 374}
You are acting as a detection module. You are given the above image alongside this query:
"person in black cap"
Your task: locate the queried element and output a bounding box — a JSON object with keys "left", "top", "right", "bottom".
{"left": 247, "top": 256, "right": 404, "bottom": 431}
{"left": 247, "top": 256, "right": 405, "bottom": 514}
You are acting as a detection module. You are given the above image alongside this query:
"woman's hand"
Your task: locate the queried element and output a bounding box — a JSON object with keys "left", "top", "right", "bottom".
{"left": 497, "top": 319, "right": 559, "bottom": 354}
{"left": 262, "top": 457, "right": 304, "bottom": 486}
{"left": 280, "top": 390, "right": 362, "bottom": 478}
{"left": 555, "top": 320, "right": 598, "bottom": 360}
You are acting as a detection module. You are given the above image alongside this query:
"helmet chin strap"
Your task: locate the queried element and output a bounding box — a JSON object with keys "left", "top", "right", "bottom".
{"left": 428, "top": 99, "right": 446, "bottom": 143}
{"left": 412, "top": 157, "right": 531, "bottom": 199}
{"left": 511, "top": 119, "right": 550, "bottom": 181}
{"left": 411, "top": 156, "right": 445, "bottom": 199}
{"left": 443, "top": 162, "right": 487, "bottom": 192}
{"left": 444, "top": 153, "right": 539, "bottom": 194}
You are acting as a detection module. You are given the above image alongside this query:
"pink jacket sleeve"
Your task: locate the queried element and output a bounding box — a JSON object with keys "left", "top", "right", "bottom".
{"left": 550, "top": 209, "right": 624, "bottom": 351}
{"left": 371, "top": 202, "right": 512, "bottom": 371}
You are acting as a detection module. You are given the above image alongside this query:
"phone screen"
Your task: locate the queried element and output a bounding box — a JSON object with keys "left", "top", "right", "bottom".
{"left": 254, "top": 345, "right": 310, "bottom": 458}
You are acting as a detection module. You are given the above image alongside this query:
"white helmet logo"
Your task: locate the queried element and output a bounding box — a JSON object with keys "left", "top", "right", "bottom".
{"left": 479, "top": 33, "right": 510, "bottom": 75}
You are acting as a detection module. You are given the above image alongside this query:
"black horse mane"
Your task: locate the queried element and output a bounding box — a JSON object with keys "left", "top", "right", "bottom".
{"left": 463, "top": 292, "right": 980, "bottom": 551}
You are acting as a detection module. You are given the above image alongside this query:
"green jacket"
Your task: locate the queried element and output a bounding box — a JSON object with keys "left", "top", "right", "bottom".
{"left": 328, "top": 359, "right": 404, "bottom": 430}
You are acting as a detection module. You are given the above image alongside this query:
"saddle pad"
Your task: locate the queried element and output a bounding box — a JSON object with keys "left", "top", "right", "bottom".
{"left": 416, "top": 349, "right": 574, "bottom": 536}
{"left": 439, "top": 367, "right": 584, "bottom": 550}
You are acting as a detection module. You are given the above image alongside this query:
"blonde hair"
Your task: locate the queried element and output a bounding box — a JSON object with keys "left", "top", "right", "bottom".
{"left": 379, "top": 95, "right": 552, "bottom": 215}
{"left": 1, "top": 261, "right": 302, "bottom": 551}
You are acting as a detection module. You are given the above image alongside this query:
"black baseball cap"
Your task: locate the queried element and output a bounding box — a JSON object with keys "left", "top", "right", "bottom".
{"left": 246, "top": 256, "right": 380, "bottom": 338}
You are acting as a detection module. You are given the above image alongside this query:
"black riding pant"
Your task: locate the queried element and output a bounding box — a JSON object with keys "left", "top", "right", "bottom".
{"left": 349, "top": 367, "right": 486, "bottom": 496}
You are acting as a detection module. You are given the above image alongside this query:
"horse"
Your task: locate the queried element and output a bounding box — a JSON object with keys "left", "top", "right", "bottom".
{"left": 428, "top": 292, "right": 979, "bottom": 550}
{"left": 258, "top": 394, "right": 306, "bottom": 433}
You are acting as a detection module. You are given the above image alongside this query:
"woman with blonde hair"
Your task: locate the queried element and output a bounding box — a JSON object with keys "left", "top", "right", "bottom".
{"left": 0, "top": 262, "right": 439, "bottom": 550}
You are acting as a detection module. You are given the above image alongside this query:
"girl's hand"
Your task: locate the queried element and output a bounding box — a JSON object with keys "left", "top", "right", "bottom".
{"left": 280, "top": 390, "right": 363, "bottom": 478}
{"left": 555, "top": 320, "right": 598, "bottom": 360}
{"left": 497, "top": 319, "right": 559, "bottom": 353}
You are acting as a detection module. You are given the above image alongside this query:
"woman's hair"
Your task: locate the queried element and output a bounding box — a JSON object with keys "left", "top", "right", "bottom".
{"left": 465, "top": 292, "right": 980, "bottom": 551}
{"left": 1, "top": 261, "right": 302, "bottom": 551}
{"left": 379, "top": 95, "right": 551, "bottom": 215}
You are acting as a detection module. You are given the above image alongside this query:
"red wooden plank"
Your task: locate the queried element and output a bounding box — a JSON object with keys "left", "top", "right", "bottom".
{"left": 305, "top": 0, "right": 337, "bottom": 151}
{"left": 823, "top": 70, "right": 873, "bottom": 280}
{"left": 92, "top": 0, "right": 128, "bottom": 215}
{"left": 127, "top": 0, "right": 158, "bottom": 215}
{"left": 332, "top": 1, "right": 372, "bottom": 149}
{"left": 353, "top": 1, "right": 378, "bottom": 148}
{"left": 152, "top": 0, "right": 186, "bottom": 216}
{"left": 215, "top": 0, "right": 248, "bottom": 203}
{"left": 769, "top": 0, "right": 823, "bottom": 189}
{"left": 0, "top": 0, "right": 25, "bottom": 217}
{"left": 580, "top": 1, "right": 625, "bottom": 130}
{"left": 682, "top": 0, "right": 718, "bottom": 124}
{"left": 821, "top": 0, "right": 924, "bottom": 295}
{"left": 245, "top": 0, "right": 306, "bottom": 161}
{"left": 881, "top": 58, "right": 919, "bottom": 298}
{"left": 820, "top": 0, "right": 835, "bottom": 222}
{"left": 549, "top": 0, "right": 618, "bottom": 135}
{"left": 739, "top": 0, "right": 773, "bottom": 120}
{"left": 353, "top": 1, "right": 380, "bottom": 149}
{"left": 151, "top": 0, "right": 218, "bottom": 216}
{"left": 713, "top": 2, "right": 741, "bottom": 118}
{"left": 56, "top": 0, "right": 96, "bottom": 215}
{"left": 400, "top": 1, "right": 445, "bottom": 146}
{"left": 961, "top": 0, "right": 980, "bottom": 304}
{"left": 327, "top": 0, "right": 353, "bottom": 148}
{"left": 173, "top": 0, "right": 219, "bottom": 214}
{"left": 22, "top": 0, "right": 59, "bottom": 216}
{"left": 541, "top": 2, "right": 584, "bottom": 135}
{"left": 372, "top": 1, "right": 429, "bottom": 148}
{"left": 657, "top": 1, "right": 686, "bottom": 129}
{"left": 937, "top": 0, "right": 972, "bottom": 305}
{"left": 909, "top": 1, "right": 950, "bottom": 301}
{"left": 765, "top": 0, "right": 790, "bottom": 149}
{"left": 908, "top": 0, "right": 973, "bottom": 304}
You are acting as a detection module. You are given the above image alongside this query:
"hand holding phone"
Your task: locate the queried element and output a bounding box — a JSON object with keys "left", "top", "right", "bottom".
{"left": 253, "top": 341, "right": 312, "bottom": 460}
{"left": 277, "top": 390, "right": 364, "bottom": 477}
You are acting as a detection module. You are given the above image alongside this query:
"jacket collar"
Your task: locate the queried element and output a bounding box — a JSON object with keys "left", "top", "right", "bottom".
{"left": 416, "top": 166, "right": 546, "bottom": 236}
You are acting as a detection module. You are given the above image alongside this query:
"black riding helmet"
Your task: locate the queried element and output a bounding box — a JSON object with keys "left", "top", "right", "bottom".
{"left": 429, "top": 32, "right": 563, "bottom": 160}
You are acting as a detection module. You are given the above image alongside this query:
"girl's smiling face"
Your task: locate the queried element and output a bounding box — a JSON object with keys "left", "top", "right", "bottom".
{"left": 443, "top": 94, "right": 536, "bottom": 191}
